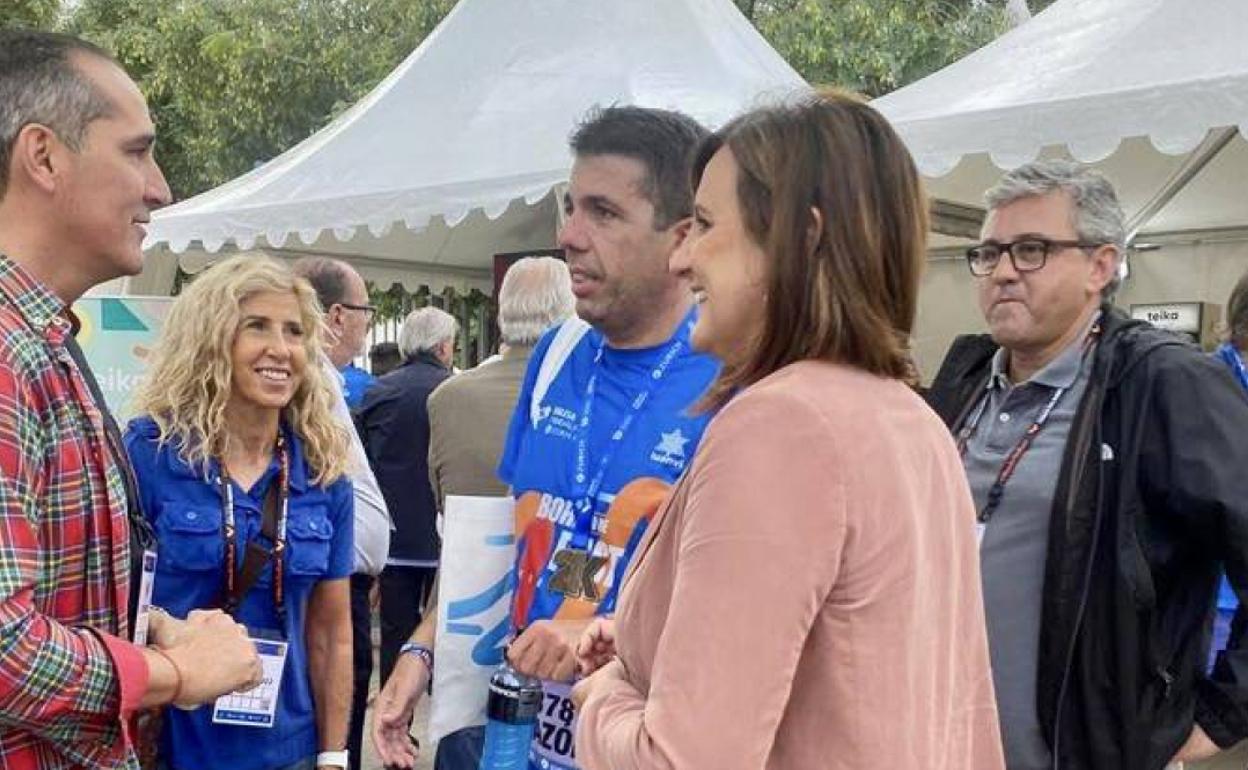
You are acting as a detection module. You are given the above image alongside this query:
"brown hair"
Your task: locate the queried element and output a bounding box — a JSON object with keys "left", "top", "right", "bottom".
{"left": 1226, "top": 271, "right": 1248, "bottom": 350}
{"left": 693, "top": 90, "right": 927, "bottom": 409}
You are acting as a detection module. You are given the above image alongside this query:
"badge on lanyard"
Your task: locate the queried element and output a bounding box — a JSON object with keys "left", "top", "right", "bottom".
{"left": 212, "top": 638, "right": 288, "bottom": 728}
{"left": 131, "top": 549, "right": 159, "bottom": 646}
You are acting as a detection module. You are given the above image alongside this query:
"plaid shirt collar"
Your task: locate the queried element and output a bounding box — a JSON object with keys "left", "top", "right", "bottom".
{"left": 0, "top": 254, "right": 72, "bottom": 346}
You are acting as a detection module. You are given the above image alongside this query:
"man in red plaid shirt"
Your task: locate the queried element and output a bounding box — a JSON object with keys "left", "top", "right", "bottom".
{"left": 0, "top": 30, "right": 264, "bottom": 769}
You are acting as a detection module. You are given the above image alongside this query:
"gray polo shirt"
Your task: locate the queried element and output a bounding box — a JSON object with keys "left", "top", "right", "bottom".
{"left": 959, "top": 319, "right": 1097, "bottom": 770}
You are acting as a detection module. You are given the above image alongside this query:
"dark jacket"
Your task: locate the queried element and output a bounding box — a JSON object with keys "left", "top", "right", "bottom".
{"left": 357, "top": 352, "right": 451, "bottom": 562}
{"left": 927, "top": 305, "right": 1248, "bottom": 770}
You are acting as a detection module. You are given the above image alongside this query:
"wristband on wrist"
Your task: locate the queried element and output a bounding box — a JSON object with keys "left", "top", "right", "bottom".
{"left": 399, "top": 641, "right": 434, "bottom": 674}
{"left": 316, "top": 750, "right": 348, "bottom": 769}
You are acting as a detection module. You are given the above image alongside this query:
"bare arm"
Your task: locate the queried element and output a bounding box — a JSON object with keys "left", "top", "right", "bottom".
{"left": 307, "top": 577, "right": 353, "bottom": 762}
{"left": 371, "top": 576, "right": 439, "bottom": 768}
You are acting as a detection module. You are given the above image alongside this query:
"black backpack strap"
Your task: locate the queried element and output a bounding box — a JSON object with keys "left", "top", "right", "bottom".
{"left": 64, "top": 333, "right": 155, "bottom": 637}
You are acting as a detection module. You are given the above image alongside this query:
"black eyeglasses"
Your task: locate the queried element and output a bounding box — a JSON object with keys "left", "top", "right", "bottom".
{"left": 339, "top": 302, "right": 377, "bottom": 319}
{"left": 965, "top": 238, "right": 1106, "bottom": 277}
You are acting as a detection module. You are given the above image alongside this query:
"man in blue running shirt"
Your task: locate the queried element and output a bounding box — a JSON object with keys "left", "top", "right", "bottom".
{"left": 497, "top": 106, "right": 719, "bottom": 770}
{"left": 370, "top": 106, "right": 719, "bottom": 770}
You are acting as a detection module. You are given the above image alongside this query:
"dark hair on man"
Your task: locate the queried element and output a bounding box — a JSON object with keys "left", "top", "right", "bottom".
{"left": 290, "top": 256, "right": 351, "bottom": 311}
{"left": 0, "top": 29, "right": 117, "bottom": 198}
{"left": 369, "top": 341, "right": 402, "bottom": 377}
{"left": 570, "top": 105, "right": 708, "bottom": 230}
{"left": 1226, "top": 271, "right": 1248, "bottom": 351}
{"left": 691, "top": 90, "right": 928, "bottom": 409}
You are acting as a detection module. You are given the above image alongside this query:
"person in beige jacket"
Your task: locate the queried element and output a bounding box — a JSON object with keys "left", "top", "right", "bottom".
{"left": 570, "top": 92, "right": 1006, "bottom": 770}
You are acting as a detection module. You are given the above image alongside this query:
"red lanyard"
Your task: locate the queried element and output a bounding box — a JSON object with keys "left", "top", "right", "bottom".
{"left": 218, "top": 433, "right": 290, "bottom": 625}
{"left": 958, "top": 324, "right": 1101, "bottom": 525}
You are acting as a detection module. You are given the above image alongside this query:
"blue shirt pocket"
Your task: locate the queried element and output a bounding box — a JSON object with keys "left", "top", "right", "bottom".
{"left": 287, "top": 506, "right": 332, "bottom": 577}
{"left": 157, "top": 504, "right": 223, "bottom": 572}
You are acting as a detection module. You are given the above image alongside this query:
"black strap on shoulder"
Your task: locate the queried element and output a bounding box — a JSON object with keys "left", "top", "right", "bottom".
{"left": 227, "top": 482, "right": 281, "bottom": 612}
{"left": 63, "top": 334, "right": 155, "bottom": 637}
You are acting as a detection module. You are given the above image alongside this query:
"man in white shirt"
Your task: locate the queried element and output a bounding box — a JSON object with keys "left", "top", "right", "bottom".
{"left": 292, "top": 257, "right": 391, "bottom": 770}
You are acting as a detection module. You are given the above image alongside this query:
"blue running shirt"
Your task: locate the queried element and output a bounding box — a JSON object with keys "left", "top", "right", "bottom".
{"left": 497, "top": 310, "right": 718, "bottom": 770}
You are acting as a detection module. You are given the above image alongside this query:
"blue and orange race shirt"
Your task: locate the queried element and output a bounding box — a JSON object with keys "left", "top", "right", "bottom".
{"left": 497, "top": 313, "right": 717, "bottom": 770}
{"left": 498, "top": 314, "right": 718, "bottom": 630}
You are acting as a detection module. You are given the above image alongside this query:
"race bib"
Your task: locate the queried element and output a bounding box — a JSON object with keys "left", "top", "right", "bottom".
{"left": 212, "top": 639, "right": 288, "bottom": 728}
{"left": 529, "top": 680, "right": 578, "bottom": 770}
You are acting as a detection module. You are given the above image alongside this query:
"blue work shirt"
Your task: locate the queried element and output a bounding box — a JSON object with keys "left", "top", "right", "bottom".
{"left": 124, "top": 416, "right": 354, "bottom": 770}
{"left": 340, "top": 363, "right": 375, "bottom": 410}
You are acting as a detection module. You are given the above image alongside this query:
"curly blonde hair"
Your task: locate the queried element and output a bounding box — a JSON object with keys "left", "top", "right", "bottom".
{"left": 133, "top": 253, "right": 349, "bottom": 485}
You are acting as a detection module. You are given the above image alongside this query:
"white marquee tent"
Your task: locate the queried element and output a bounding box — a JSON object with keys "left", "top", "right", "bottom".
{"left": 870, "top": 0, "right": 1248, "bottom": 373}
{"left": 137, "top": 0, "right": 808, "bottom": 295}
{"left": 875, "top": 0, "right": 1248, "bottom": 242}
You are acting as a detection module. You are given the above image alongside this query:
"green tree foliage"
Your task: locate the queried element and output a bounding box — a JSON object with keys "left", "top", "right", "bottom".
{"left": 735, "top": 0, "right": 1009, "bottom": 97}
{"left": 65, "top": 0, "right": 455, "bottom": 199}
{"left": 44, "top": 0, "right": 1027, "bottom": 198}
{"left": 0, "top": 0, "right": 62, "bottom": 29}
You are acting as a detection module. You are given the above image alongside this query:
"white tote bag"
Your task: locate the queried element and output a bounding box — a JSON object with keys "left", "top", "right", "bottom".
{"left": 429, "top": 495, "right": 517, "bottom": 742}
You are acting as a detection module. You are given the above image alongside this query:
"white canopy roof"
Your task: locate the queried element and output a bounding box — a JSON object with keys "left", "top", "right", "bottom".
{"left": 873, "top": 0, "right": 1248, "bottom": 243}
{"left": 142, "top": 0, "right": 807, "bottom": 289}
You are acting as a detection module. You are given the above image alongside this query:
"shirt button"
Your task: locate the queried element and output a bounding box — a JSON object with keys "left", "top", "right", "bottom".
{"left": 999, "top": 413, "right": 1011, "bottom": 423}
{"left": 187, "top": 511, "right": 198, "bottom": 520}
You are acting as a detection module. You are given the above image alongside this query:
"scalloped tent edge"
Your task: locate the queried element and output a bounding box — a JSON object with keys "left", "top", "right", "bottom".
{"left": 135, "top": 0, "right": 809, "bottom": 296}
{"left": 873, "top": 0, "right": 1248, "bottom": 243}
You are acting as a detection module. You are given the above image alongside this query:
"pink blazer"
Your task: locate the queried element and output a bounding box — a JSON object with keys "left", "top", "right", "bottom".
{"left": 575, "top": 361, "right": 1005, "bottom": 770}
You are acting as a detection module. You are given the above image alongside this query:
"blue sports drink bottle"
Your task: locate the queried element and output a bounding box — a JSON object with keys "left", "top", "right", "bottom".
{"left": 478, "top": 660, "right": 543, "bottom": 770}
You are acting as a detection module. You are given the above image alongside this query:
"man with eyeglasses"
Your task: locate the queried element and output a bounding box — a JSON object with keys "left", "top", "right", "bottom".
{"left": 292, "top": 256, "right": 391, "bottom": 770}
{"left": 927, "top": 160, "right": 1248, "bottom": 770}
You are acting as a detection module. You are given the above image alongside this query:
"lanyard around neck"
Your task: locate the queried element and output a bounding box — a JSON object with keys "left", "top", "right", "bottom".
{"left": 218, "top": 433, "right": 290, "bottom": 625}
{"left": 570, "top": 314, "right": 693, "bottom": 550}
{"left": 958, "top": 322, "right": 1101, "bottom": 526}
{"left": 1217, "top": 342, "right": 1248, "bottom": 392}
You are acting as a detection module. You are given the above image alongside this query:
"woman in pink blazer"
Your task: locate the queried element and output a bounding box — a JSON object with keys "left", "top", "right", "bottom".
{"left": 570, "top": 91, "right": 1005, "bottom": 770}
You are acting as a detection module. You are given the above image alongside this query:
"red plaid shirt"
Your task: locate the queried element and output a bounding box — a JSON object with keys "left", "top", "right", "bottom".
{"left": 0, "top": 256, "right": 147, "bottom": 769}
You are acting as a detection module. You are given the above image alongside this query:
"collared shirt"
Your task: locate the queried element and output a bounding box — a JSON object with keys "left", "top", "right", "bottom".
{"left": 123, "top": 416, "right": 354, "bottom": 770}
{"left": 324, "top": 357, "right": 392, "bottom": 575}
{"left": 961, "top": 314, "right": 1098, "bottom": 770}
{"left": 0, "top": 255, "right": 148, "bottom": 770}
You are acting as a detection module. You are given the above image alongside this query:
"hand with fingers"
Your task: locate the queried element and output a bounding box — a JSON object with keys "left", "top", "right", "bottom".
{"left": 575, "top": 617, "right": 616, "bottom": 676}
{"left": 370, "top": 652, "right": 430, "bottom": 769}
{"left": 161, "top": 609, "right": 263, "bottom": 707}
{"left": 506, "top": 619, "right": 592, "bottom": 683}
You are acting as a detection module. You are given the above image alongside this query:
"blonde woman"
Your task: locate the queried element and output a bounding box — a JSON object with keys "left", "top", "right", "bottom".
{"left": 124, "top": 254, "right": 355, "bottom": 770}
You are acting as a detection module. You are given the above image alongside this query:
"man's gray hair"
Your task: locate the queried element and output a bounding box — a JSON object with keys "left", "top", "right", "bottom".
{"left": 398, "top": 306, "right": 458, "bottom": 358}
{"left": 498, "top": 257, "right": 575, "bottom": 346}
{"left": 985, "top": 159, "right": 1126, "bottom": 298}
{"left": 0, "top": 31, "right": 117, "bottom": 199}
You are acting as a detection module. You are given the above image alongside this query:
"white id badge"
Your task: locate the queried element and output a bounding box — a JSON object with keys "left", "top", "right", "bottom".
{"left": 975, "top": 520, "right": 986, "bottom": 548}
{"left": 212, "top": 639, "right": 288, "bottom": 728}
{"left": 131, "top": 549, "right": 158, "bottom": 646}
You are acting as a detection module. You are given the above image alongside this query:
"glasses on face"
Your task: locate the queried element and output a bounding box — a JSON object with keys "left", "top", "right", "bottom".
{"left": 965, "top": 238, "right": 1106, "bottom": 277}
{"left": 339, "top": 302, "right": 377, "bottom": 320}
